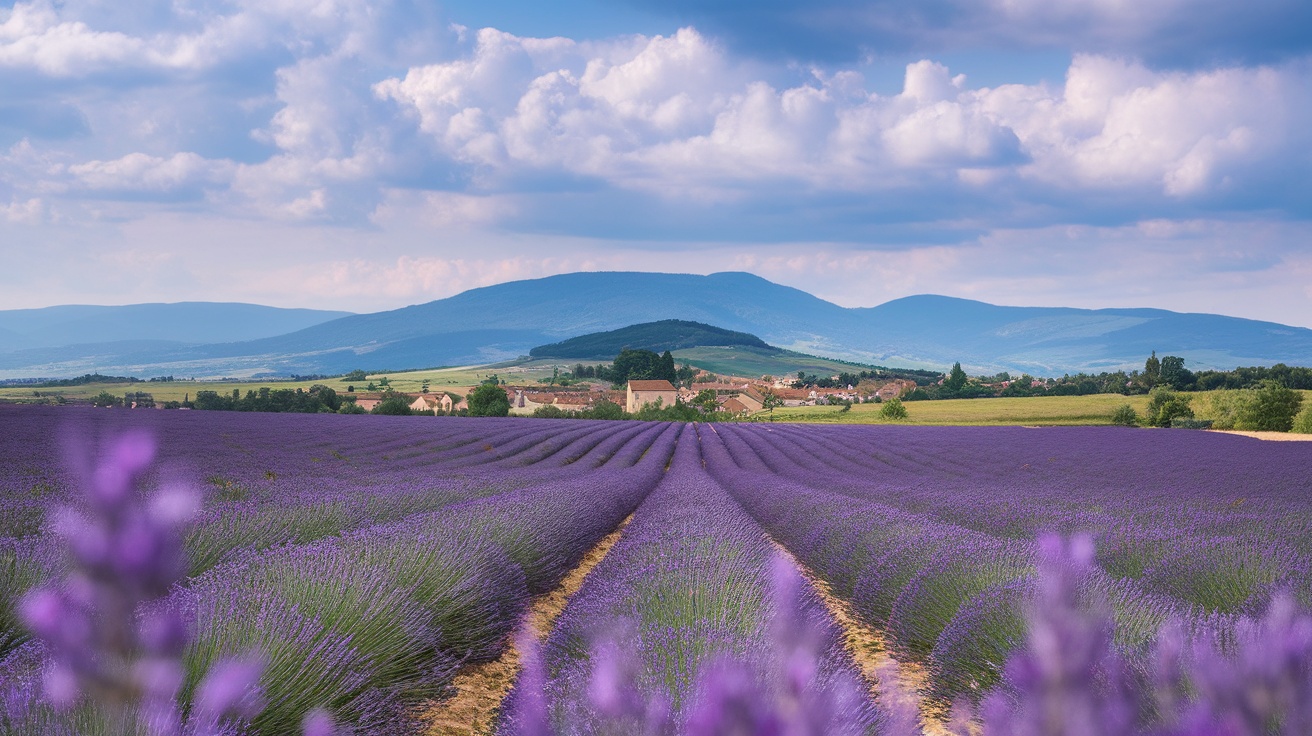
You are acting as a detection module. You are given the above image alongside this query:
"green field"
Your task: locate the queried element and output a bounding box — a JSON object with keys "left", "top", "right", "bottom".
{"left": 759, "top": 390, "right": 1312, "bottom": 426}
{"left": 760, "top": 393, "right": 1158, "bottom": 425}
{"left": 0, "top": 361, "right": 584, "bottom": 404}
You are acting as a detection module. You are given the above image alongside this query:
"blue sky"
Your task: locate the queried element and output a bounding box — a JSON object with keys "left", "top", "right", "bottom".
{"left": 2, "top": 0, "right": 1310, "bottom": 326}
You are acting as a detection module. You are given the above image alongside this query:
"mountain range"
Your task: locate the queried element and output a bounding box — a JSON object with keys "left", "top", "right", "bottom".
{"left": 1, "top": 271, "right": 1309, "bottom": 379}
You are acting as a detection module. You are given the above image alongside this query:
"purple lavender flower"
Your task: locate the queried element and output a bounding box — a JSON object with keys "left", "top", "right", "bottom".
{"left": 970, "top": 534, "right": 1138, "bottom": 736}
{"left": 13, "top": 431, "right": 338, "bottom": 735}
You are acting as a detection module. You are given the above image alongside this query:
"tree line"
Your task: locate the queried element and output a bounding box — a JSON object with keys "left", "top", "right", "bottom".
{"left": 564, "top": 349, "right": 697, "bottom": 387}
{"left": 904, "top": 354, "right": 1312, "bottom": 403}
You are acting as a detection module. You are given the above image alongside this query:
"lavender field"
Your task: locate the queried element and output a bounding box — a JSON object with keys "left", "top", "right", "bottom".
{"left": 2, "top": 405, "right": 1310, "bottom": 735}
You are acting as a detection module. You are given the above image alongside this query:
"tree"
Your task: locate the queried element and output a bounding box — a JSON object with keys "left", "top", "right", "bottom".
{"left": 308, "top": 385, "right": 340, "bottom": 411}
{"left": 343, "top": 369, "right": 368, "bottom": 382}
{"left": 1001, "top": 376, "right": 1036, "bottom": 398}
{"left": 945, "top": 362, "right": 968, "bottom": 392}
{"left": 467, "top": 383, "right": 511, "bottom": 417}
{"left": 1158, "top": 355, "right": 1194, "bottom": 390}
{"left": 1237, "top": 380, "right": 1304, "bottom": 432}
{"left": 371, "top": 397, "right": 412, "bottom": 415}
{"left": 691, "top": 389, "right": 720, "bottom": 414}
{"left": 1144, "top": 351, "right": 1161, "bottom": 387}
{"left": 611, "top": 349, "right": 662, "bottom": 385}
{"left": 880, "top": 397, "right": 908, "bottom": 420}
{"left": 587, "top": 399, "right": 625, "bottom": 420}
{"left": 421, "top": 379, "right": 430, "bottom": 394}
{"left": 761, "top": 390, "right": 784, "bottom": 422}
{"left": 91, "top": 391, "right": 123, "bottom": 408}
{"left": 658, "top": 350, "right": 677, "bottom": 383}
{"left": 675, "top": 362, "right": 697, "bottom": 386}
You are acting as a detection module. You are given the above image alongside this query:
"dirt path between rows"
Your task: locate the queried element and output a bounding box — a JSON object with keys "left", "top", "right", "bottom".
{"left": 1208, "top": 430, "right": 1312, "bottom": 441}
{"left": 768, "top": 540, "right": 954, "bottom": 736}
{"left": 421, "top": 515, "right": 633, "bottom": 735}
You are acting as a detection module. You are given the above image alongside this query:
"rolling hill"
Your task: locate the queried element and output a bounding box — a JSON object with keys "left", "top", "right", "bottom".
{"left": 529, "top": 320, "right": 775, "bottom": 358}
{"left": 2, "top": 272, "right": 1311, "bottom": 379}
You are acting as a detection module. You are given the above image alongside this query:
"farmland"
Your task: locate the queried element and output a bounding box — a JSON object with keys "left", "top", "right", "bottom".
{"left": 766, "top": 393, "right": 1159, "bottom": 425}
{"left": 2, "top": 406, "right": 1311, "bottom": 734}
{"left": 0, "top": 363, "right": 570, "bottom": 404}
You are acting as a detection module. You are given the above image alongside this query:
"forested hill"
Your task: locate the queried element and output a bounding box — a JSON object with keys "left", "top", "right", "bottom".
{"left": 529, "top": 320, "right": 776, "bottom": 359}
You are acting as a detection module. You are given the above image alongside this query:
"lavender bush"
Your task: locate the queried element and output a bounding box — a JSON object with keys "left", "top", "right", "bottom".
{"left": 956, "top": 535, "right": 1312, "bottom": 736}
{"left": 7, "top": 431, "right": 309, "bottom": 735}
{"left": 500, "top": 425, "right": 884, "bottom": 735}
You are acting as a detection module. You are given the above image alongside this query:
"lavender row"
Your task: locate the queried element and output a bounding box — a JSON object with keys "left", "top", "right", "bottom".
{"left": 2, "top": 423, "right": 676, "bottom": 734}
{"left": 729, "top": 423, "right": 1312, "bottom": 613}
{"left": 0, "top": 412, "right": 678, "bottom": 653}
{"left": 764, "top": 423, "right": 1312, "bottom": 548}
{"left": 1, "top": 412, "right": 674, "bottom": 695}
{"left": 702, "top": 424, "right": 1248, "bottom": 703}
{"left": 0, "top": 409, "right": 667, "bottom": 525}
{"left": 499, "top": 424, "right": 885, "bottom": 734}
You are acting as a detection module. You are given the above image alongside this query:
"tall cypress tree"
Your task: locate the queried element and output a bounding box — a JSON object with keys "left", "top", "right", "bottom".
{"left": 659, "top": 350, "right": 677, "bottom": 382}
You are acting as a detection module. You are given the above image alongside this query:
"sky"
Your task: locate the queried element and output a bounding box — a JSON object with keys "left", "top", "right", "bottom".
{"left": 2, "top": 0, "right": 1311, "bottom": 326}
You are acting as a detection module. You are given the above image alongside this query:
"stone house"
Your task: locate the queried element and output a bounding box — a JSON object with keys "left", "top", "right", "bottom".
{"left": 626, "top": 379, "right": 678, "bottom": 413}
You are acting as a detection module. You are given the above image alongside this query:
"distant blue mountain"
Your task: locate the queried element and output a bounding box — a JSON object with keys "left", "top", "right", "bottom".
{"left": 0, "top": 303, "right": 353, "bottom": 354}
{"left": 1, "top": 272, "right": 1310, "bottom": 379}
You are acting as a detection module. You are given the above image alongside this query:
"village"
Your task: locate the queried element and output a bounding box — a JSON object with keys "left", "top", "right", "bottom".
{"left": 358, "top": 370, "right": 922, "bottom": 417}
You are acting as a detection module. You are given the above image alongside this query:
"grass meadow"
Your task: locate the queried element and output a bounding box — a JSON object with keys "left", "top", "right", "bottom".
{"left": 761, "top": 393, "right": 1157, "bottom": 425}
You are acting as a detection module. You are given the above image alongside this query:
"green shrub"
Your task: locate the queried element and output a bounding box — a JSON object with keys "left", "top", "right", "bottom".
{"left": 1200, "top": 389, "right": 1253, "bottom": 430}
{"left": 879, "top": 397, "right": 908, "bottom": 420}
{"left": 1293, "top": 406, "right": 1312, "bottom": 434}
{"left": 370, "top": 397, "right": 412, "bottom": 415}
{"left": 532, "top": 404, "right": 569, "bottom": 419}
{"left": 1110, "top": 404, "right": 1139, "bottom": 427}
{"left": 1235, "top": 381, "right": 1303, "bottom": 432}
{"left": 1146, "top": 387, "right": 1193, "bottom": 427}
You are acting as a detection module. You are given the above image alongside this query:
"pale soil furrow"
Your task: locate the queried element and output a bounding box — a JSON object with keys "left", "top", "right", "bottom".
{"left": 1207, "top": 430, "right": 1312, "bottom": 441}
{"left": 421, "top": 515, "right": 634, "bottom": 735}
{"left": 767, "top": 539, "right": 955, "bottom": 736}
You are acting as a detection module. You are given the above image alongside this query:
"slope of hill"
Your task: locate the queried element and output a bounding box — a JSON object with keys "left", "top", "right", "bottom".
{"left": 0, "top": 303, "right": 354, "bottom": 353}
{"left": 668, "top": 346, "right": 873, "bottom": 381}
{"left": 529, "top": 320, "right": 775, "bottom": 358}
{"left": 3, "top": 272, "right": 1312, "bottom": 379}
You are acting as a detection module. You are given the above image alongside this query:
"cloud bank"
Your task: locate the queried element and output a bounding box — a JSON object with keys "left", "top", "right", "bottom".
{"left": 1, "top": 0, "right": 1310, "bottom": 327}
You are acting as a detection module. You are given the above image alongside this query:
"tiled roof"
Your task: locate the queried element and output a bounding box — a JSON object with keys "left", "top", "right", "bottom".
{"left": 628, "top": 380, "right": 676, "bottom": 391}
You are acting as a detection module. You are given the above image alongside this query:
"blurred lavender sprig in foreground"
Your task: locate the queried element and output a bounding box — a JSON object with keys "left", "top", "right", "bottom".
{"left": 958, "top": 534, "right": 1312, "bottom": 736}
{"left": 14, "top": 431, "right": 332, "bottom": 735}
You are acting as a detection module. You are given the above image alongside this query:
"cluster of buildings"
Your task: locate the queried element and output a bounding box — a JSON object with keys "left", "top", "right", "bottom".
{"left": 363, "top": 373, "right": 917, "bottom": 416}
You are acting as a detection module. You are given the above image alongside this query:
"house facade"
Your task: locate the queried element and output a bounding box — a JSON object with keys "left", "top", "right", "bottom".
{"left": 626, "top": 379, "right": 678, "bottom": 413}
